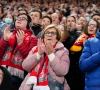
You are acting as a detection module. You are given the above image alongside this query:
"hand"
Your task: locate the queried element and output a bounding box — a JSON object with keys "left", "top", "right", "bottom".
{"left": 4, "top": 26, "right": 12, "bottom": 41}
{"left": 37, "top": 39, "right": 45, "bottom": 55}
{"left": 16, "top": 30, "right": 24, "bottom": 45}
{"left": 45, "top": 41, "right": 54, "bottom": 55}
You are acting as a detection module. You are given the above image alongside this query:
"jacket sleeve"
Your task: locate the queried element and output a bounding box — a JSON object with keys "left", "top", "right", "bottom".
{"left": 22, "top": 46, "right": 42, "bottom": 72}
{"left": 49, "top": 48, "right": 70, "bottom": 76}
{"left": 0, "top": 38, "right": 8, "bottom": 59}
{"left": 79, "top": 39, "right": 100, "bottom": 72}
{"left": 17, "top": 36, "right": 38, "bottom": 59}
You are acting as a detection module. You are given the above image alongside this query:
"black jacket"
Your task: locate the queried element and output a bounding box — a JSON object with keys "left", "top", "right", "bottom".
{"left": 31, "top": 24, "right": 42, "bottom": 36}
{"left": 0, "top": 66, "right": 12, "bottom": 90}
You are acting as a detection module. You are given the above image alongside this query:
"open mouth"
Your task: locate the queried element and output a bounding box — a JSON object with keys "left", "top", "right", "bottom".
{"left": 89, "top": 30, "right": 93, "bottom": 32}
{"left": 17, "top": 21, "right": 21, "bottom": 24}
{"left": 47, "top": 39, "right": 52, "bottom": 41}
{"left": 53, "top": 20, "right": 55, "bottom": 22}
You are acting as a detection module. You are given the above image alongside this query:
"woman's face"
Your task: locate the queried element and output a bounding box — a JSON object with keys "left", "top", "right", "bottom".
{"left": 6, "top": 14, "right": 13, "bottom": 19}
{"left": 58, "top": 25, "right": 64, "bottom": 36}
{"left": 44, "top": 28, "right": 58, "bottom": 46}
{"left": 78, "top": 17, "right": 86, "bottom": 26}
{"left": 0, "top": 69, "right": 3, "bottom": 85}
{"left": 88, "top": 20, "right": 97, "bottom": 35}
{"left": 15, "top": 15, "right": 28, "bottom": 30}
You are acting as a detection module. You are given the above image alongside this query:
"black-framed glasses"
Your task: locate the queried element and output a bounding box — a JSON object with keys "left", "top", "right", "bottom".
{"left": 88, "top": 24, "right": 97, "bottom": 28}
{"left": 45, "top": 31, "right": 57, "bottom": 36}
{"left": 16, "top": 17, "right": 28, "bottom": 21}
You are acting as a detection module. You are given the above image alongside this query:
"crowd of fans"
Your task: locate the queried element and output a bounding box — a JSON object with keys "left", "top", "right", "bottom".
{"left": 0, "top": 0, "right": 100, "bottom": 90}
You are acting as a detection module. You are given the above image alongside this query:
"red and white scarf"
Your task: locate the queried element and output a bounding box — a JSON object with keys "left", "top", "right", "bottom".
{"left": 26, "top": 47, "right": 50, "bottom": 90}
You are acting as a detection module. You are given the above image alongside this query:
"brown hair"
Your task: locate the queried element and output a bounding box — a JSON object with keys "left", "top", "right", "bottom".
{"left": 0, "top": 6, "right": 3, "bottom": 14}
{"left": 42, "top": 15, "right": 52, "bottom": 24}
{"left": 59, "top": 25, "right": 68, "bottom": 42}
{"left": 83, "top": 19, "right": 100, "bottom": 35}
{"left": 42, "top": 24, "right": 61, "bottom": 41}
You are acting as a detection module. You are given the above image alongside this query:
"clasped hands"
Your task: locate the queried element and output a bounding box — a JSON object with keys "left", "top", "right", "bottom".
{"left": 37, "top": 39, "right": 54, "bottom": 55}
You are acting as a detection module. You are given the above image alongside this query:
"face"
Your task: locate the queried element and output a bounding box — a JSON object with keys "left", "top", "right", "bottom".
{"left": 78, "top": 17, "right": 86, "bottom": 26}
{"left": 44, "top": 28, "right": 58, "bottom": 46}
{"left": 76, "top": 21, "right": 82, "bottom": 30}
{"left": 67, "top": 16, "right": 76, "bottom": 28}
{"left": 42, "top": 11, "right": 47, "bottom": 17}
{"left": 0, "top": 69, "right": 3, "bottom": 85}
{"left": 41, "top": 18, "right": 51, "bottom": 29}
{"left": 84, "top": 13, "right": 90, "bottom": 17}
{"left": 6, "top": 14, "right": 13, "bottom": 20}
{"left": 60, "top": 17, "right": 67, "bottom": 25}
{"left": 51, "top": 13, "right": 59, "bottom": 25}
{"left": 88, "top": 20, "right": 97, "bottom": 35}
{"left": 13, "top": 10, "right": 18, "bottom": 18}
{"left": 92, "top": 15, "right": 100, "bottom": 23}
{"left": 76, "top": 23, "right": 82, "bottom": 31}
{"left": 58, "top": 25, "right": 64, "bottom": 36}
{"left": 15, "top": 15, "right": 28, "bottom": 30}
{"left": 29, "top": 11, "right": 40, "bottom": 24}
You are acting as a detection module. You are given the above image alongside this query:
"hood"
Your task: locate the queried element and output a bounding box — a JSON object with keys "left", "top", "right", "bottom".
{"left": 13, "top": 28, "right": 33, "bottom": 34}
{"left": 54, "top": 41, "right": 64, "bottom": 51}
{"left": 0, "top": 66, "right": 12, "bottom": 90}
{"left": 96, "top": 29, "right": 100, "bottom": 39}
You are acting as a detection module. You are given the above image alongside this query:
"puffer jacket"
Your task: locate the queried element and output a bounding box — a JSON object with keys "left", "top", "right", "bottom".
{"left": 79, "top": 29, "right": 100, "bottom": 90}
{"left": 19, "top": 42, "right": 70, "bottom": 90}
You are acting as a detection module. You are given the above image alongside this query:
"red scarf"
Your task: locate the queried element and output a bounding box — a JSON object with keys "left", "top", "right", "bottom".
{"left": 26, "top": 44, "right": 56, "bottom": 88}
{"left": 26, "top": 47, "right": 48, "bottom": 86}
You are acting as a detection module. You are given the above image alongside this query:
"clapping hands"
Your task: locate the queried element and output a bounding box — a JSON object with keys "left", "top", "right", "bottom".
{"left": 4, "top": 26, "right": 24, "bottom": 45}
{"left": 45, "top": 40, "right": 54, "bottom": 55}
{"left": 4, "top": 26, "right": 12, "bottom": 41}
{"left": 16, "top": 30, "right": 24, "bottom": 45}
{"left": 37, "top": 39, "right": 45, "bottom": 55}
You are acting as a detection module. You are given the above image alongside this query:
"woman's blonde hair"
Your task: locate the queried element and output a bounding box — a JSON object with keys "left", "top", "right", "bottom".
{"left": 42, "top": 24, "right": 61, "bottom": 41}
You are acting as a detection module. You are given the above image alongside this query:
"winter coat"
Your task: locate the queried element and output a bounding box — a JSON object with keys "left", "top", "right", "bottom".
{"left": 19, "top": 42, "right": 70, "bottom": 90}
{"left": 0, "top": 29, "right": 38, "bottom": 80}
{"left": 79, "top": 29, "right": 100, "bottom": 90}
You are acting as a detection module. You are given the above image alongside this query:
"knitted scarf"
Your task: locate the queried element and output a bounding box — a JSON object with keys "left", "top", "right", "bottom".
{"left": 70, "top": 33, "right": 95, "bottom": 52}
{"left": 26, "top": 46, "right": 50, "bottom": 90}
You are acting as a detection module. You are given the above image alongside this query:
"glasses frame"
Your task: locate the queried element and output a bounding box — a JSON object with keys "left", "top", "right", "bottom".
{"left": 16, "top": 17, "right": 28, "bottom": 21}
{"left": 88, "top": 24, "right": 97, "bottom": 28}
{"left": 44, "top": 31, "right": 57, "bottom": 36}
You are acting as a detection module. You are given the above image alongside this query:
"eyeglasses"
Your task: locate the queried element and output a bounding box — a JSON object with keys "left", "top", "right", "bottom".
{"left": 45, "top": 31, "right": 57, "bottom": 36}
{"left": 16, "top": 17, "right": 28, "bottom": 21}
{"left": 93, "top": 18, "right": 100, "bottom": 20}
{"left": 88, "top": 24, "right": 97, "bottom": 28}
